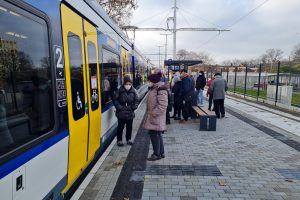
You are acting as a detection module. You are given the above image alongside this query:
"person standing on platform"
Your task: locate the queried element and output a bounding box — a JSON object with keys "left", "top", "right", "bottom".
{"left": 180, "top": 69, "right": 194, "bottom": 121}
{"left": 171, "top": 75, "right": 182, "bottom": 120}
{"left": 207, "top": 76, "right": 215, "bottom": 111}
{"left": 113, "top": 76, "right": 139, "bottom": 146}
{"left": 210, "top": 73, "right": 228, "bottom": 118}
{"left": 196, "top": 71, "right": 206, "bottom": 107}
{"left": 143, "top": 72, "right": 168, "bottom": 161}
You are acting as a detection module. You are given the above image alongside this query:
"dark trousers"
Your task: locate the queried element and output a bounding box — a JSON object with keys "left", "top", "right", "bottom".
{"left": 173, "top": 102, "right": 181, "bottom": 118}
{"left": 166, "top": 111, "right": 170, "bottom": 124}
{"left": 213, "top": 99, "right": 225, "bottom": 118}
{"left": 208, "top": 95, "right": 213, "bottom": 110}
{"left": 182, "top": 101, "right": 193, "bottom": 120}
{"left": 148, "top": 131, "right": 164, "bottom": 157}
{"left": 117, "top": 119, "right": 133, "bottom": 141}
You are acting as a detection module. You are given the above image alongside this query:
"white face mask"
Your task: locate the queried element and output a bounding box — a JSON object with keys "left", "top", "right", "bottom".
{"left": 124, "top": 85, "right": 131, "bottom": 91}
{"left": 148, "top": 82, "right": 153, "bottom": 87}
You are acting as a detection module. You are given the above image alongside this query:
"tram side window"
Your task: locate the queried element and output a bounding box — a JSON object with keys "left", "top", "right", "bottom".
{"left": 88, "top": 42, "right": 99, "bottom": 111}
{"left": 0, "top": 2, "right": 54, "bottom": 157}
{"left": 68, "top": 33, "right": 85, "bottom": 120}
{"left": 101, "top": 49, "right": 121, "bottom": 108}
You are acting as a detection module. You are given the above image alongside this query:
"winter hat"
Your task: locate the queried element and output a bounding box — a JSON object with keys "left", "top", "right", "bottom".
{"left": 148, "top": 72, "right": 162, "bottom": 83}
{"left": 123, "top": 75, "right": 132, "bottom": 84}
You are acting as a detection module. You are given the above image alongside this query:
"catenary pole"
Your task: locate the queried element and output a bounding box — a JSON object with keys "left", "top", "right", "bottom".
{"left": 173, "top": 0, "right": 177, "bottom": 59}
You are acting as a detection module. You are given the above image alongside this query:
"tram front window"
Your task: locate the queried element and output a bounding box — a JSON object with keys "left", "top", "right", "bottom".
{"left": 0, "top": 2, "right": 54, "bottom": 157}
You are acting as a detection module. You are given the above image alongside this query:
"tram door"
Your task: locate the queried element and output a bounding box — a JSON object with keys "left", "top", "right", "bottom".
{"left": 61, "top": 4, "right": 101, "bottom": 190}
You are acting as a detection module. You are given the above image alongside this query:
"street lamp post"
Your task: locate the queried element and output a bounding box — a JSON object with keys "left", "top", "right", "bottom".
{"left": 157, "top": 45, "right": 163, "bottom": 68}
{"left": 160, "top": 33, "right": 172, "bottom": 62}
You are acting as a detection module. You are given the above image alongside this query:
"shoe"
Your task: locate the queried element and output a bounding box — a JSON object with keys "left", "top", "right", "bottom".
{"left": 216, "top": 116, "right": 221, "bottom": 119}
{"left": 127, "top": 140, "right": 133, "bottom": 145}
{"left": 170, "top": 115, "right": 175, "bottom": 118}
{"left": 117, "top": 141, "right": 124, "bottom": 146}
{"left": 161, "top": 154, "right": 165, "bottom": 158}
{"left": 179, "top": 119, "right": 186, "bottom": 123}
{"left": 174, "top": 117, "right": 181, "bottom": 120}
{"left": 221, "top": 115, "right": 225, "bottom": 118}
{"left": 147, "top": 154, "right": 161, "bottom": 161}
{"left": 208, "top": 108, "right": 211, "bottom": 111}
{"left": 212, "top": 108, "right": 215, "bottom": 111}
{"left": 199, "top": 104, "right": 204, "bottom": 107}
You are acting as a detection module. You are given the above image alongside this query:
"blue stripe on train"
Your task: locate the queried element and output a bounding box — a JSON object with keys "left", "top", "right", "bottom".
{"left": 102, "top": 101, "right": 114, "bottom": 113}
{"left": 0, "top": 130, "right": 69, "bottom": 179}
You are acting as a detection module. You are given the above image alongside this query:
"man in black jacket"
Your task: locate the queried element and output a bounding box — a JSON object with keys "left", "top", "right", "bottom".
{"left": 113, "top": 76, "right": 139, "bottom": 146}
{"left": 195, "top": 71, "right": 206, "bottom": 107}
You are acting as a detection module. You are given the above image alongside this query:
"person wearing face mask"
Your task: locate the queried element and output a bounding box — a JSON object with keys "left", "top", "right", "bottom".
{"left": 113, "top": 76, "right": 139, "bottom": 146}
{"left": 143, "top": 72, "right": 168, "bottom": 161}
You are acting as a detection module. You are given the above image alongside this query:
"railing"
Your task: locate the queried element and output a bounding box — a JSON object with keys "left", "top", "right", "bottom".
{"left": 207, "top": 62, "right": 300, "bottom": 109}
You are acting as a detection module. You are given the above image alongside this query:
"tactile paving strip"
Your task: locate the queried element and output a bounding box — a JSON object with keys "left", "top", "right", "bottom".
{"left": 275, "top": 168, "right": 300, "bottom": 180}
{"left": 133, "top": 165, "right": 222, "bottom": 177}
{"left": 110, "top": 119, "right": 150, "bottom": 200}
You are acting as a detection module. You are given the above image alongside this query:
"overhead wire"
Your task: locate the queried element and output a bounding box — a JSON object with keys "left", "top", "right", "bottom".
{"left": 180, "top": 7, "right": 222, "bottom": 29}
{"left": 133, "top": 8, "right": 172, "bottom": 26}
{"left": 227, "top": 0, "right": 270, "bottom": 28}
{"left": 157, "top": 8, "right": 173, "bottom": 28}
{"left": 177, "top": 9, "right": 194, "bottom": 28}
{"left": 199, "top": 0, "right": 270, "bottom": 47}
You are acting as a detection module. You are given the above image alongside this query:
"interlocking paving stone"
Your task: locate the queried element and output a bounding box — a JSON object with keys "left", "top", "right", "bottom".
{"left": 79, "top": 99, "right": 300, "bottom": 200}
{"left": 227, "top": 109, "right": 300, "bottom": 152}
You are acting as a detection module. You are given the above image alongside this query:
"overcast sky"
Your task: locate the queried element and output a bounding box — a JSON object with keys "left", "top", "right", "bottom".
{"left": 129, "top": 0, "right": 300, "bottom": 65}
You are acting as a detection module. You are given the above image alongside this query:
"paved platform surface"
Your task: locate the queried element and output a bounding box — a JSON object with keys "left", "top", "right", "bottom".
{"left": 72, "top": 96, "right": 300, "bottom": 200}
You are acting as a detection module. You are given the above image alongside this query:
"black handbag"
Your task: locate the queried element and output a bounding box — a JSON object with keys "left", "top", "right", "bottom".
{"left": 183, "top": 90, "right": 194, "bottom": 102}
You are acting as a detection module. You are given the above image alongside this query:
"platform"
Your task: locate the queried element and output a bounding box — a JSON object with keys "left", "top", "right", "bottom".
{"left": 71, "top": 96, "right": 300, "bottom": 200}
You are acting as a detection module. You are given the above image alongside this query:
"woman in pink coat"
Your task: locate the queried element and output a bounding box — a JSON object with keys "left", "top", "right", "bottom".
{"left": 143, "top": 72, "right": 168, "bottom": 161}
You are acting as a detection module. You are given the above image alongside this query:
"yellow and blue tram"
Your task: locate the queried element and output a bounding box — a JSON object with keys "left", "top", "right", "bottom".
{"left": 0, "top": 0, "right": 150, "bottom": 199}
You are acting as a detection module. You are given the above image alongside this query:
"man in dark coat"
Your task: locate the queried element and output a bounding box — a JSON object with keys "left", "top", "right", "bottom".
{"left": 113, "top": 76, "right": 139, "bottom": 146}
{"left": 195, "top": 71, "right": 206, "bottom": 107}
{"left": 180, "top": 69, "right": 194, "bottom": 121}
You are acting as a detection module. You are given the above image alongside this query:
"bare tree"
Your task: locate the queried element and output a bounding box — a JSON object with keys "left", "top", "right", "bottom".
{"left": 261, "top": 48, "right": 283, "bottom": 70}
{"left": 241, "top": 58, "right": 261, "bottom": 67}
{"left": 177, "top": 49, "right": 189, "bottom": 60}
{"left": 222, "top": 60, "right": 232, "bottom": 66}
{"left": 291, "top": 43, "right": 300, "bottom": 63}
{"left": 97, "top": 0, "right": 138, "bottom": 26}
{"left": 176, "top": 49, "right": 214, "bottom": 64}
{"left": 231, "top": 59, "right": 243, "bottom": 67}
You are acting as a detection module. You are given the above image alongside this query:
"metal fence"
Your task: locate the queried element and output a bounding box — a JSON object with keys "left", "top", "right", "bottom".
{"left": 206, "top": 62, "right": 300, "bottom": 109}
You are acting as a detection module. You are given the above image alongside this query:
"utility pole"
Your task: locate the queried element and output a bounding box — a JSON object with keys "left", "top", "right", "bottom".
{"left": 121, "top": 0, "right": 230, "bottom": 63}
{"left": 158, "top": 45, "right": 163, "bottom": 68}
{"left": 160, "top": 33, "right": 172, "bottom": 61}
{"left": 173, "top": 0, "right": 177, "bottom": 60}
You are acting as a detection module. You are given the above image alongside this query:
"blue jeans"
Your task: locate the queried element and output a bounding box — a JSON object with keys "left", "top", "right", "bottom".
{"left": 197, "top": 89, "right": 204, "bottom": 105}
